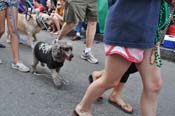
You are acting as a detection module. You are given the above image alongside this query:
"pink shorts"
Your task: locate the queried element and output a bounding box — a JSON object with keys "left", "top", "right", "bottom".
{"left": 105, "top": 45, "right": 144, "bottom": 63}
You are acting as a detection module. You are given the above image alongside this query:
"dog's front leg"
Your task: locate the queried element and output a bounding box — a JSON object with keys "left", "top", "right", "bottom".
{"left": 56, "top": 68, "right": 69, "bottom": 85}
{"left": 32, "top": 34, "right": 37, "bottom": 42}
{"left": 28, "top": 33, "right": 35, "bottom": 48}
{"left": 50, "top": 69, "right": 62, "bottom": 88}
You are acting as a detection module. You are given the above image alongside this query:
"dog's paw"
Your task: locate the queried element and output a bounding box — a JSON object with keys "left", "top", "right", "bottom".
{"left": 53, "top": 78, "right": 62, "bottom": 88}
{"left": 32, "top": 71, "right": 40, "bottom": 75}
{"left": 60, "top": 78, "right": 70, "bottom": 85}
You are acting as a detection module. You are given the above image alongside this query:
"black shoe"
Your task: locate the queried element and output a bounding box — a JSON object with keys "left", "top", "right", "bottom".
{"left": 0, "top": 43, "right": 6, "bottom": 48}
{"left": 88, "top": 74, "right": 93, "bottom": 84}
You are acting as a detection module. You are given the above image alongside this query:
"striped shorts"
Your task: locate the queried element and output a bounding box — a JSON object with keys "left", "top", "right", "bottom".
{"left": 105, "top": 44, "right": 144, "bottom": 63}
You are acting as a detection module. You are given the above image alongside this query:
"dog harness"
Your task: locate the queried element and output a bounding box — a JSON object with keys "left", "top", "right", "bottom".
{"left": 34, "top": 42, "right": 64, "bottom": 69}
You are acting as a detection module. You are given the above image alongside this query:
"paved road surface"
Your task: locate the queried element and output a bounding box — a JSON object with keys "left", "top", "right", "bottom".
{"left": 0, "top": 31, "right": 175, "bottom": 116}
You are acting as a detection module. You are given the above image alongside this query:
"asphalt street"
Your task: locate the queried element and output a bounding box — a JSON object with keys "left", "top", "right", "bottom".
{"left": 0, "top": 30, "right": 175, "bottom": 116}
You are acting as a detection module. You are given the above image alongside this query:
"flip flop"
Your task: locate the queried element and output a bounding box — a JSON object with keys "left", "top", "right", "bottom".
{"left": 108, "top": 99, "right": 133, "bottom": 114}
{"left": 88, "top": 74, "right": 103, "bottom": 102}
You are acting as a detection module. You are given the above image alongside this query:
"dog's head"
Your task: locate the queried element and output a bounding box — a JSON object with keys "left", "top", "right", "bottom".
{"left": 51, "top": 40, "right": 73, "bottom": 62}
{"left": 36, "top": 13, "right": 53, "bottom": 29}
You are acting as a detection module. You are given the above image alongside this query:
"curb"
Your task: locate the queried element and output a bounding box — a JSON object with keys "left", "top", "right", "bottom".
{"left": 161, "top": 47, "right": 175, "bottom": 63}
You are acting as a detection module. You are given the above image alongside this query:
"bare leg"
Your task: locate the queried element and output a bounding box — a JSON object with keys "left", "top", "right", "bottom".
{"left": 136, "top": 49, "right": 162, "bottom": 116}
{"left": 85, "top": 21, "right": 97, "bottom": 48}
{"left": 57, "top": 22, "right": 76, "bottom": 40}
{"left": 109, "top": 83, "right": 133, "bottom": 113}
{"left": 51, "top": 69, "right": 62, "bottom": 87}
{"left": 92, "top": 70, "right": 133, "bottom": 113}
{"left": 52, "top": 15, "right": 61, "bottom": 34}
{"left": 0, "top": 9, "right": 5, "bottom": 38}
{"left": 75, "top": 54, "right": 131, "bottom": 115}
{"left": 0, "top": 9, "right": 6, "bottom": 64}
{"left": 6, "top": 7, "right": 19, "bottom": 64}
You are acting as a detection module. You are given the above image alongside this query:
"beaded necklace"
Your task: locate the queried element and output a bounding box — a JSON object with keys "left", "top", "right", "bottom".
{"left": 153, "top": 1, "right": 174, "bottom": 67}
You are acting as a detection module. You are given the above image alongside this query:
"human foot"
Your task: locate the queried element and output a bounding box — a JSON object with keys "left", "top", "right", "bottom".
{"left": 108, "top": 96, "right": 133, "bottom": 114}
{"left": 72, "top": 104, "right": 92, "bottom": 116}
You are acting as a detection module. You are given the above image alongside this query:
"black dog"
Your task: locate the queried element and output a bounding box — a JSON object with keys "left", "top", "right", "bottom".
{"left": 32, "top": 40, "right": 73, "bottom": 87}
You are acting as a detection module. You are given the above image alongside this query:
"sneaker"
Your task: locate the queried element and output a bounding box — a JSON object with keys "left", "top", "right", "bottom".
{"left": 80, "top": 51, "right": 98, "bottom": 64}
{"left": 11, "top": 62, "right": 30, "bottom": 72}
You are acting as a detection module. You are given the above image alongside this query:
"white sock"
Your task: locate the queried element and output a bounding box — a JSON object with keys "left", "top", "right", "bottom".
{"left": 85, "top": 48, "right": 91, "bottom": 53}
{"left": 76, "top": 32, "right": 80, "bottom": 37}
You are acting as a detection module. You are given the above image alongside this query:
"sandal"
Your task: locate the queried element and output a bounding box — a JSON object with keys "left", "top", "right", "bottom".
{"left": 108, "top": 99, "right": 133, "bottom": 114}
{"left": 88, "top": 74, "right": 103, "bottom": 102}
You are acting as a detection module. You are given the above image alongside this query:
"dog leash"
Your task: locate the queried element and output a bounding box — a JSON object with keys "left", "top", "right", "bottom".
{"left": 21, "top": 0, "right": 49, "bottom": 31}
{"left": 151, "top": 3, "right": 175, "bottom": 67}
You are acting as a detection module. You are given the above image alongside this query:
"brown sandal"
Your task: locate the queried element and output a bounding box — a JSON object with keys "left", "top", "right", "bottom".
{"left": 108, "top": 99, "right": 133, "bottom": 114}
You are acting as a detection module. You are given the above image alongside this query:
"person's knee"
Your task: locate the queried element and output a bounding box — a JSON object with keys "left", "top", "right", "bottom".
{"left": 145, "top": 77, "right": 163, "bottom": 94}
{"left": 153, "top": 78, "right": 163, "bottom": 93}
{"left": 52, "top": 15, "right": 57, "bottom": 20}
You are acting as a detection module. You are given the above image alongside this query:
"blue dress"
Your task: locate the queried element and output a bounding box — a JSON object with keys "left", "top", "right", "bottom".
{"left": 104, "top": 0, "right": 162, "bottom": 48}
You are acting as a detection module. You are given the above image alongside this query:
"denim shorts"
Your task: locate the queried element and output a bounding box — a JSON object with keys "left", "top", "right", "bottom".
{"left": 0, "top": 0, "right": 18, "bottom": 10}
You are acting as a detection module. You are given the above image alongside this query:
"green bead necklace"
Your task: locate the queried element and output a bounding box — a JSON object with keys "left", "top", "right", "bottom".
{"left": 154, "top": 1, "right": 174, "bottom": 67}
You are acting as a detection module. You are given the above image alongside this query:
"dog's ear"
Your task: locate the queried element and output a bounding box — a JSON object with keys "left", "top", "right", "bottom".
{"left": 51, "top": 43, "right": 65, "bottom": 62}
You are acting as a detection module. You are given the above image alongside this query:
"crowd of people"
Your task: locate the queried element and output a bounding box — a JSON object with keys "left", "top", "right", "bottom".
{"left": 0, "top": 0, "right": 175, "bottom": 116}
